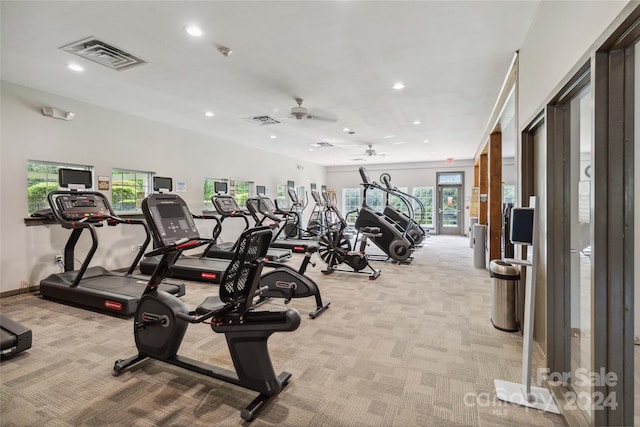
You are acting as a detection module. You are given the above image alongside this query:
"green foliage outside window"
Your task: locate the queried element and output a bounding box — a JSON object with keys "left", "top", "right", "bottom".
{"left": 26, "top": 161, "right": 91, "bottom": 214}
{"left": 112, "top": 170, "right": 149, "bottom": 212}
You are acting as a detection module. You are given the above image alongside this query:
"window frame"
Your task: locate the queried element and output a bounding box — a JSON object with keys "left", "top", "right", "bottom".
{"left": 111, "top": 168, "right": 152, "bottom": 213}
{"left": 26, "top": 160, "right": 93, "bottom": 215}
{"left": 204, "top": 177, "right": 228, "bottom": 210}
{"left": 412, "top": 186, "right": 435, "bottom": 228}
{"left": 342, "top": 187, "right": 361, "bottom": 224}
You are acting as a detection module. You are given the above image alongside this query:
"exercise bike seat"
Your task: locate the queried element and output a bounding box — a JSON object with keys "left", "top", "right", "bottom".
{"left": 195, "top": 296, "right": 225, "bottom": 315}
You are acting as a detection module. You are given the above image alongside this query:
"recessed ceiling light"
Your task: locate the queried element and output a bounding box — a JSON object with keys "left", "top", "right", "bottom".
{"left": 67, "top": 63, "right": 84, "bottom": 72}
{"left": 343, "top": 128, "right": 350, "bottom": 132}
{"left": 185, "top": 25, "right": 203, "bottom": 37}
{"left": 392, "top": 82, "right": 405, "bottom": 90}
{"left": 413, "top": 120, "right": 421, "bottom": 125}
{"left": 383, "top": 135, "right": 395, "bottom": 139}
{"left": 270, "top": 135, "right": 277, "bottom": 139}
{"left": 204, "top": 111, "right": 214, "bottom": 117}
{"left": 394, "top": 141, "right": 405, "bottom": 145}
{"left": 423, "top": 139, "right": 430, "bottom": 143}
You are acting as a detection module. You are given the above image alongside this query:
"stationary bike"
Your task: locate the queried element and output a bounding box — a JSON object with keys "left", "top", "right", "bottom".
{"left": 317, "top": 200, "right": 381, "bottom": 280}
{"left": 114, "top": 194, "right": 301, "bottom": 422}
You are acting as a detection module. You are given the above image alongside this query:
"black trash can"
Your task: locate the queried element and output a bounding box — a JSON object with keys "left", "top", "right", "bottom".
{"left": 489, "top": 260, "right": 519, "bottom": 332}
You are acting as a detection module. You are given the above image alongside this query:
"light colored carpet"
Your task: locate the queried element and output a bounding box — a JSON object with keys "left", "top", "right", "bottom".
{"left": 0, "top": 235, "right": 564, "bottom": 426}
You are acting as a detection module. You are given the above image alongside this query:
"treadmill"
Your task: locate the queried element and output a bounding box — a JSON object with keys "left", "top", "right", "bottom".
{"left": 139, "top": 177, "right": 230, "bottom": 284}
{"left": 246, "top": 196, "right": 319, "bottom": 254}
{"left": 205, "top": 194, "right": 292, "bottom": 262}
{"left": 0, "top": 316, "right": 32, "bottom": 358}
{"left": 39, "top": 169, "right": 185, "bottom": 316}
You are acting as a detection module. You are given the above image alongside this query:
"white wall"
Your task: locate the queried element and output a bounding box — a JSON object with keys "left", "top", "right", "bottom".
{"left": 0, "top": 81, "right": 327, "bottom": 294}
{"left": 519, "top": 0, "right": 631, "bottom": 128}
{"left": 326, "top": 160, "right": 476, "bottom": 234}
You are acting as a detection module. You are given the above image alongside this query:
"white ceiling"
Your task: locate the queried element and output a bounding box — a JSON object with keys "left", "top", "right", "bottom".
{"left": 1, "top": 1, "right": 539, "bottom": 167}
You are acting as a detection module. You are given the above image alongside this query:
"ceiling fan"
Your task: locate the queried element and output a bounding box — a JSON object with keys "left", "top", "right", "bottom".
{"left": 288, "top": 98, "right": 337, "bottom": 122}
{"left": 364, "top": 144, "right": 387, "bottom": 157}
{"left": 349, "top": 144, "right": 388, "bottom": 161}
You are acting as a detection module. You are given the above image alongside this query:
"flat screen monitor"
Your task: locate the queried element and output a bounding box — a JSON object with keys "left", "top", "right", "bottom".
{"left": 153, "top": 176, "right": 172, "bottom": 192}
{"left": 59, "top": 168, "right": 92, "bottom": 188}
{"left": 287, "top": 180, "right": 295, "bottom": 189}
{"left": 321, "top": 185, "right": 327, "bottom": 192}
{"left": 256, "top": 185, "right": 266, "bottom": 196}
{"left": 214, "top": 181, "right": 228, "bottom": 195}
{"left": 510, "top": 207, "right": 534, "bottom": 245}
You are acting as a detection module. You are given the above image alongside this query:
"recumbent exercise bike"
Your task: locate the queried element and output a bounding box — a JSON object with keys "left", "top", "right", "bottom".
{"left": 114, "top": 193, "right": 301, "bottom": 422}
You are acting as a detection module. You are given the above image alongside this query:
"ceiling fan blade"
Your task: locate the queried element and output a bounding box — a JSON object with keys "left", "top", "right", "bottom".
{"left": 307, "top": 108, "right": 338, "bottom": 123}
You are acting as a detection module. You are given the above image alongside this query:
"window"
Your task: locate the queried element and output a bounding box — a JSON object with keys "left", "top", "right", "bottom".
{"left": 27, "top": 160, "right": 92, "bottom": 214}
{"left": 342, "top": 188, "right": 361, "bottom": 223}
{"left": 503, "top": 184, "right": 516, "bottom": 205}
{"left": 111, "top": 169, "right": 151, "bottom": 212}
{"left": 437, "top": 173, "right": 463, "bottom": 185}
{"left": 204, "top": 178, "right": 227, "bottom": 210}
{"left": 365, "top": 187, "right": 385, "bottom": 212}
{"left": 412, "top": 187, "right": 434, "bottom": 228}
{"left": 388, "top": 187, "right": 409, "bottom": 215}
{"left": 232, "top": 180, "right": 252, "bottom": 208}
{"left": 276, "top": 185, "right": 287, "bottom": 208}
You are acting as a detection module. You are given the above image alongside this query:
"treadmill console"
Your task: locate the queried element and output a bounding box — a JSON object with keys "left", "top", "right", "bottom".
{"left": 214, "top": 196, "right": 240, "bottom": 216}
{"left": 143, "top": 195, "right": 199, "bottom": 245}
{"left": 55, "top": 194, "right": 110, "bottom": 221}
{"left": 260, "top": 197, "right": 277, "bottom": 213}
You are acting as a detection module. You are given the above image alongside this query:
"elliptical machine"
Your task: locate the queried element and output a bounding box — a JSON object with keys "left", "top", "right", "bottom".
{"left": 114, "top": 193, "right": 301, "bottom": 422}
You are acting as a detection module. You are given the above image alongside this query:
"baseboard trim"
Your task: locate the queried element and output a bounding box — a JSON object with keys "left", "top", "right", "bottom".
{"left": 1, "top": 285, "right": 39, "bottom": 299}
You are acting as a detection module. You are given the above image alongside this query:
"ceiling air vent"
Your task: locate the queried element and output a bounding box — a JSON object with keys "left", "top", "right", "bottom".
{"left": 310, "top": 142, "right": 333, "bottom": 148}
{"left": 60, "top": 37, "right": 147, "bottom": 71}
{"left": 243, "top": 116, "right": 281, "bottom": 126}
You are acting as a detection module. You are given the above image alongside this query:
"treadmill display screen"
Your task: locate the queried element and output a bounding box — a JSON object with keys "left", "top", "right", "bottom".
{"left": 56, "top": 194, "right": 109, "bottom": 220}
{"left": 157, "top": 204, "right": 184, "bottom": 219}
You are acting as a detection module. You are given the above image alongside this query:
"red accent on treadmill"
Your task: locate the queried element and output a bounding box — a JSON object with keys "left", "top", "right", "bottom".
{"left": 201, "top": 272, "right": 217, "bottom": 280}
{"left": 293, "top": 246, "right": 305, "bottom": 252}
{"left": 104, "top": 301, "right": 123, "bottom": 311}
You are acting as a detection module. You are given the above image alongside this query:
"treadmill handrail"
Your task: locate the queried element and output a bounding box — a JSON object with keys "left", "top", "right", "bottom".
{"left": 47, "top": 190, "right": 153, "bottom": 285}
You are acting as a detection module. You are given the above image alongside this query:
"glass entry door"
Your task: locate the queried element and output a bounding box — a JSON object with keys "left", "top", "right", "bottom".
{"left": 567, "top": 84, "right": 594, "bottom": 422}
{"left": 437, "top": 185, "right": 462, "bottom": 234}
